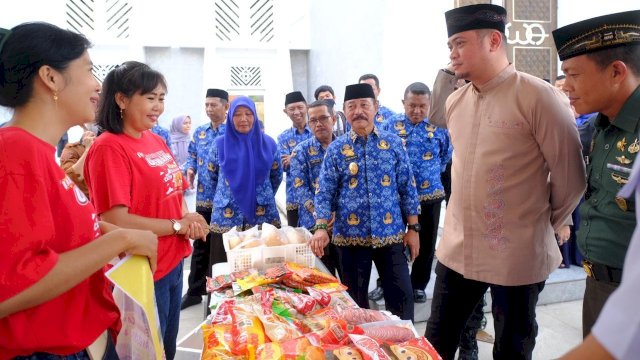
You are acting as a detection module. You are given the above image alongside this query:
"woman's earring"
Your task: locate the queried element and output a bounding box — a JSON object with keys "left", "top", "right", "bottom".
{"left": 120, "top": 108, "right": 125, "bottom": 120}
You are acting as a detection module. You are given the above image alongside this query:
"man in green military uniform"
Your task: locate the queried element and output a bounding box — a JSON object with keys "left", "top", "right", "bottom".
{"left": 553, "top": 9, "right": 640, "bottom": 337}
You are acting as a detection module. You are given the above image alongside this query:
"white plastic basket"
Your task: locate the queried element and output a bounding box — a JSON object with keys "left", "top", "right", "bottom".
{"left": 222, "top": 226, "right": 315, "bottom": 272}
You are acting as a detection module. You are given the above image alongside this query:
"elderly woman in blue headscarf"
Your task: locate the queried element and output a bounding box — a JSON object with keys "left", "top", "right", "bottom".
{"left": 208, "top": 96, "right": 283, "bottom": 265}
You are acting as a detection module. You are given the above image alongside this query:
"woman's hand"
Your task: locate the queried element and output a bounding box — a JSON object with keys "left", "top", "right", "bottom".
{"left": 178, "top": 212, "right": 209, "bottom": 240}
{"left": 100, "top": 222, "right": 158, "bottom": 273}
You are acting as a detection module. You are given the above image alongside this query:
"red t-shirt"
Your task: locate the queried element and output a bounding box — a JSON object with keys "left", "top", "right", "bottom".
{"left": 0, "top": 127, "right": 120, "bottom": 359}
{"left": 84, "top": 131, "right": 191, "bottom": 281}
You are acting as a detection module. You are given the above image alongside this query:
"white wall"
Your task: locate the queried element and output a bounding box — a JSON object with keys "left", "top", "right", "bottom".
{"left": 307, "top": 0, "right": 454, "bottom": 113}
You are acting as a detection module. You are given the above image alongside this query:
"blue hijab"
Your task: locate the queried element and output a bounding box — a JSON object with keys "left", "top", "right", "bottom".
{"left": 216, "top": 96, "right": 276, "bottom": 224}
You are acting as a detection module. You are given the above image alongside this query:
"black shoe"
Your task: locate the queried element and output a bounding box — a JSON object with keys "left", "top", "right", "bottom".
{"left": 180, "top": 294, "right": 202, "bottom": 310}
{"left": 413, "top": 289, "right": 427, "bottom": 303}
{"left": 368, "top": 286, "right": 384, "bottom": 301}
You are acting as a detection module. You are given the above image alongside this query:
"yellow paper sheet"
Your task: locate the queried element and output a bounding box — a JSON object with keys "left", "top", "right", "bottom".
{"left": 106, "top": 255, "right": 164, "bottom": 359}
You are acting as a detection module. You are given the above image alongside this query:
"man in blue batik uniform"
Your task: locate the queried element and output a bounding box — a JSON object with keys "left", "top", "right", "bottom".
{"left": 277, "top": 91, "right": 312, "bottom": 226}
{"left": 380, "top": 82, "right": 451, "bottom": 303}
{"left": 359, "top": 73, "right": 396, "bottom": 126}
{"left": 310, "top": 83, "right": 420, "bottom": 321}
{"left": 290, "top": 99, "right": 340, "bottom": 276}
{"left": 151, "top": 122, "right": 171, "bottom": 148}
{"left": 180, "top": 88, "right": 229, "bottom": 310}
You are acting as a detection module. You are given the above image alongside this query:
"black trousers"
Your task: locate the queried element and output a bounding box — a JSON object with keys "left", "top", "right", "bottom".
{"left": 441, "top": 159, "right": 452, "bottom": 206}
{"left": 185, "top": 209, "right": 212, "bottom": 296}
{"left": 411, "top": 200, "right": 442, "bottom": 290}
{"left": 286, "top": 208, "right": 299, "bottom": 227}
{"left": 209, "top": 232, "right": 228, "bottom": 268}
{"left": 375, "top": 200, "right": 442, "bottom": 291}
{"left": 426, "top": 262, "right": 545, "bottom": 360}
{"left": 337, "top": 244, "right": 414, "bottom": 321}
{"left": 582, "top": 276, "right": 619, "bottom": 337}
{"left": 319, "top": 242, "right": 341, "bottom": 279}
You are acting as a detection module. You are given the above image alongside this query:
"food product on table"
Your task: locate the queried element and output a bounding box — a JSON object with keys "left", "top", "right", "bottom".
{"left": 338, "top": 308, "right": 394, "bottom": 325}
{"left": 206, "top": 269, "right": 252, "bottom": 292}
{"left": 252, "top": 290, "right": 304, "bottom": 342}
{"left": 239, "top": 237, "right": 262, "bottom": 249}
{"left": 312, "top": 282, "right": 349, "bottom": 293}
{"left": 361, "top": 325, "right": 414, "bottom": 343}
{"left": 333, "top": 345, "right": 364, "bottom": 360}
{"left": 349, "top": 334, "right": 393, "bottom": 360}
{"left": 389, "top": 337, "right": 442, "bottom": 360}
{"left": 262, "top": 223, "right": 288, "bottom": 247}
{"left": 304, "top": 345, "right": 326, "bottom": 359}
{"left": 201, "top": 323, "right": 239, "bottom": 360}
{"left": 306, "top": 287, "right": 332, "bottom": 307}
{"left": 283, "top": 226, "right": 308, "bottom": 244}
{"left": 231, "top": 305, "right": 267, "bottom": 357}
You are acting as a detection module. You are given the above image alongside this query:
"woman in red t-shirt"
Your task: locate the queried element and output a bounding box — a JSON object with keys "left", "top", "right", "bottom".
{"left": 84, "top": 61, "right": 209, "bottom": 360}
{"left": 0, "top": 23, "right": 158, "bottom": 360}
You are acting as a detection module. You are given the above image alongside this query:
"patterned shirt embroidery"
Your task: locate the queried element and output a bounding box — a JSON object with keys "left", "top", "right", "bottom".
{"left": 150, "top": 125, "right": 171, "bottom": 148}
{"left": 290, "top": 136, "right": 330, "bottom": 229}
{"left": 209, "top": 145, "right": 283, "bottom": 233}
{"left": 184, "top": 123, "right": 226, "bottom": 210}
{"left": 381, "top": 114, "right": 452, "bottom": 202}
{"left": 374, "top": 104, "right": 396, "bottom": 126}
{"left": 277, "top": 126, "right": 313, "bottom": 209}
{"left": 315, "top": 128, "right": 420, "bottom": 247}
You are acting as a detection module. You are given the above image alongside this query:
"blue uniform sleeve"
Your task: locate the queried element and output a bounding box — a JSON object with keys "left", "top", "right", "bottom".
{"left": 395, "top": 144, "right": 420, "bottom": 216}
{"left": 270, "top": 148, "right": 283, "bottom": 194}
{"left": 290, "top": 144, "right": 315, "bottom": 213}
{"left": 185, "top": 135, "right": 198, "bottom": 173}
{"left": 315, "top": 146, "right": 339, "bottom": 221}
{"left": 440, "top": 129, "right": 452, "bottom": 172}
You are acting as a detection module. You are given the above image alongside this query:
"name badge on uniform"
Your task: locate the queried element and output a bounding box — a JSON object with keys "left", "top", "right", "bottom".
{"left": 422, "top": 152, "right": 433, "bottom": 160}
{"left": 348, "top": 213, "right": 360, "bottom": 225}
{"left": 199, "top": 131, "right": 206, "bottom": 139}
{"left": 308, "top": 146, "right": 319, "bottom": 156}
{"left": 394, "top": 121, "right": 405, "bottom": 130}
{"left": 224, "top": 208, "right": 234, "bottom": 218}
{"left": 288, "top": 139, "right": 297, "bottom": 147}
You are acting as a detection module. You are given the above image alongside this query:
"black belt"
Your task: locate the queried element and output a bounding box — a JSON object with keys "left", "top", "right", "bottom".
{"left": 582, "top": 260, "right": 622, "bottom": 284}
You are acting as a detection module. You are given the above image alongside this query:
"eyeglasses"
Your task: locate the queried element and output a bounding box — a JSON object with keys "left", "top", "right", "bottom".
{"left": 308, "top": 115, "right": 332, "bottom": 125}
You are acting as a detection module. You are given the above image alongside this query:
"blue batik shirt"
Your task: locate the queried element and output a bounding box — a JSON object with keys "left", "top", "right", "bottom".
{"left": 374, "top": 104, "right": 396, "bottom": 126}
{"left": 277, "top": 126, "right": 313, "bottom": 210}
{"left": 184, "top": 122, "right": 226, "bottom": 211}
{"left": 315, "top": 127, "right": 420, "bottom": 247}
{"left": 290, "top": 136, "right": 331, "bottom": 229}
{"left": 209, "top": 146, "right": 283, "bottom": 233}
{"left": 151, "top": 124, "right": 171, "bottom": 148}
{"left": 381, "top": 114, "right": 452, "bottom": 202}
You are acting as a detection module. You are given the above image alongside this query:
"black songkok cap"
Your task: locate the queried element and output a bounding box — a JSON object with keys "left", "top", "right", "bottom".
{"left": 344, "top": 83, "right": 376, "bottom": 102}
{"left": 445, "top": 4, "right": 507, "bottom": 38}
{"left": 206, "top": 88, "right": 229, "bottom": 100}
{"left": 553, "top": 10, "right": 640, "bottom": 61}
{"left": 284, "top": 91, "right": 306, "bottom": 106}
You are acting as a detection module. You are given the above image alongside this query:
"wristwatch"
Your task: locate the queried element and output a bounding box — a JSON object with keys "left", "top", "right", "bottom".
{"left": 170, "top": 219, "right": 182, "bottom": 234}
{"left": 407, "top": 223, "right": 421, "bottom": 233}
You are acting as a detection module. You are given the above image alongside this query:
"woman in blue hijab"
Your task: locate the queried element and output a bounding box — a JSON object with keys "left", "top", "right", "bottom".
{"left": 208, "top": 96, "right": 283, "bottom": 265}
